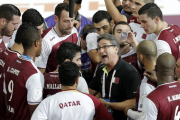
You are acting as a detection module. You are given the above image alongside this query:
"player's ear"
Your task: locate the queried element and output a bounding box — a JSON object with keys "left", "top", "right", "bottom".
{"left": 34, "top": 40, "right": 39, "bottom": 47}
{"left": 54, "top": 15, "right": 59, "bottom": 23}
{"left": 75, "top": 77, "right": 79, "bottom": 84}
{"left": 64, "top": 59, "right": 70, "bottom": 62}
{"left": 0, "top": 18, "right": 6, "bottom": 26}
{"left": 140, "top": 54, "right": 144, "bottom": 61}
{"left": 154, "top": 16, "right": 159, "bottom": 24}
{"left": 110, "top": 20, "right": 114, "bottom": 27}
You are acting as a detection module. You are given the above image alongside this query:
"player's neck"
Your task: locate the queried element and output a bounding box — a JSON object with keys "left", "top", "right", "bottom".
{"left": 61, "top": 85, "right": 77, "bottom": 91}
{"left": 157, "top": 76, "right": 175, "bottom": 86}
{"left": 11, "top": 43, "right": 24, "bottom": 55}
{"left": 155, "top": 21, "right": 168, "bottom": 35}
{"left": 144, "top": 58, "right": 156, "bottom": 70}
{"left": 120, "top": 44, "right": 130, "bottom": 55}
{"left": 23, "top": 50, "right": 36, "bottom": 62}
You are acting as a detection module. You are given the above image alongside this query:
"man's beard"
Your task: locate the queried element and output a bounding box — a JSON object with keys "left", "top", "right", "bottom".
{"left": 58, "top": 24, "right": 72, "bottom": 35}
{"left": 124, "top": 10, "right": 132, "bottom": 15}
{"left": 1, "top": 25, "right": 13, "bottom": 37}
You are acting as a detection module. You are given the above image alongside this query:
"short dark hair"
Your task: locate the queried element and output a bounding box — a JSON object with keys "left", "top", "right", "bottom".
{"left": 22, "top": 8, "right": 44, "bottom": 26}
{"left": 138, "top": 3, "right": 163, "bottom": 21}
{"left": 18, "top": 23, "right": 41, "bottom": 50}
{"left": 56, "top": 42, "right": 81, "bottom": 65}
{"left": 82, "top": 24, "right": 96, "bottom": 40}
{"left": 97, "top": 33, "right": 121, "bottom": 56}
{"left": 92, "top": 10, "right": 112, "bottom": 24}
{"left": 0, "top": 4, "right": 21, "bottom": 22}
{"left": 55, "top": 3, "right": 69, "bottom": 19}
{"left": 113, "top": 21, "right": 132, "bottom": 34}
{"left": 75, "top": 0, "right": 82, "bottom": 4}
{"left": 58, "top": 61, "right": 79, "bottom": 86}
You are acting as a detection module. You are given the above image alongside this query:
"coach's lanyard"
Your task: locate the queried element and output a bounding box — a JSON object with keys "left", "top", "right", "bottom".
{"left": 102, "top": 70, "right": 116, "bottom": 99}
{"left": 21, "top": 55, "right": 32, "bottom": 60}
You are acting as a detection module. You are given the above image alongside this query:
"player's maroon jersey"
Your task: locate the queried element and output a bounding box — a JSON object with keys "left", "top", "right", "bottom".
{"left": 157, "top": 25, "right": 180, "bottom": 61}
{"left": 35, "top": 27, "right": 78, "bottom": 73}
{"left": 147, "top": 81, "right": 180, "bottom": 120}
{"left": 4, "top": 55, "right": 44, "bottom": 120}
{"left": 0, "top": 39, "right": 6, "bottom": 53}
{"left": 0, "top": 49, "right": 20, "bottom": 118}
{"left": 43, "top": 72, "right": 61, "bottom": 98}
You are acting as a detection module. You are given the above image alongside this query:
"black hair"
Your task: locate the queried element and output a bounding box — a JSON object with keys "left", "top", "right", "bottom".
{"left": 56, "top": 42, "right": 81, "bottom": 65}
{"left": 92, "top": 10, "right": 112, "bottom": 24}
{"left": 58, "top": 61, "right": 79, "bottom": 86}
{"left": 22, "top": 8, "right": 44, "bottom": 26}
{"left": 138, "top": 3, "right": 163, "bottom": 21}
{"left": 113, "top": 21, "right": 132, "bottom": 34}
{"left": 75, "top": 0, "right": 82, "bottom": 4}
{"left": 82, "top": 24, "right": 96, "bottom": 40}
{"left": 55, "top": 3, "right": 69, "bottom": 19}
{"left": 0, "top": 4, "right": 21, "bottom": 22}
{"left": 17, "top": 23, "right": 41, "bottom": 50}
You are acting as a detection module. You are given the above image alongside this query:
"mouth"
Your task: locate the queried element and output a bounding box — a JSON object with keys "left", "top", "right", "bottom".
{"left": 101, "top": 55, "right": 108, "bottom": 60}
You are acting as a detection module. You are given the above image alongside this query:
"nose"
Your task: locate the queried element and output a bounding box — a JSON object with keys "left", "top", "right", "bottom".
{"left": 98, "top": 29, "right": 105, "bottom": 36}
{"left": 78, "top": 60, "right": 82, "bottom": 67}
{"left": 130, "top": 2, "right": 135, "bottom": 9}
{"left": 140, "top": 23, "right": 144, "bottom": 28}
{"left": 69, "top": 20, "right": 74, "bottom": 28}
{"left": 15, "top": 24, "right": 19, "bottom": 30}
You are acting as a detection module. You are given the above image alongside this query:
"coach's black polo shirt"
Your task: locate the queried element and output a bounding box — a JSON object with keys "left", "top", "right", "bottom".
{"left": 89, "top": 58, "right": 141, "bottom": 120}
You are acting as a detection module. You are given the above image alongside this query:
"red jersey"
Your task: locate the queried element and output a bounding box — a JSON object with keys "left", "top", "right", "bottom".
{"left": 35, "top": 27, "right": 78, "bottom": 73}
{"left": 43, "top": 72, "right": 61, "bottom": 98}
{"left": 156, "top": 25, "right": 180, "bottom": 61}
{"left": 4, "top": 55, "right": 44, "bottom": 120}
{"left": 0, "top": 39, "right": 6, "bottom": 53}
{"left": 143, "top": 82, "right": 180, "bottom": 120}
{"left": 0, "top": 49, "right": 20, "bottom": 118}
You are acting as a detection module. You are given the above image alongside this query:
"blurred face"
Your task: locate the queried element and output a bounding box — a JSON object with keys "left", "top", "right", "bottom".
{"left": 114, "top": 24, "right": 131, "bottom": 46}
{"left": 56, "top": 10, "right": 74, "bottom": 36}
{"left": 130, "top": 0, "right": 145, "bottom": 17}
{"left": 139, "top": 14, "right": 156, "bottom": 34}
{"left": 175, "top": 59, "right": 180, "bottom": 79}
{"left": 97, "top": 39, "right": 118, "bottom": 65}
{"left": 122, "top": 0, "right": 132, "bottom": 13}
{"left": 94, "top": 19, "right": 113, "bottom": 36}
{"left": 36, "top": 23, "right": 44, "bottom": 35}
{"left": 72, "top": 52, "right": 82, "bottom": 67}
{"left": 1, "top": 15, "right": 20, "bottom": 37}
{"left": 36, "top": 38, "right": 42, "bottom": 57}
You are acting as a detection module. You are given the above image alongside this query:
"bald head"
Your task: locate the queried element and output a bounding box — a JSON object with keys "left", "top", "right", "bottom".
{"left": 137, "top": 40, "right": 157, "bottom": 60}
{"left": 156, "top": 53, "right": 176, "bottom": 75}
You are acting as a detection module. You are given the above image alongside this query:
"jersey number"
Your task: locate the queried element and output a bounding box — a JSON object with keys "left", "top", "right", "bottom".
{"left": 8, "top": 80, "right": 14, "bottom": 101}
{"left": 175, "top": 105, "right": 180, "bottom": 120}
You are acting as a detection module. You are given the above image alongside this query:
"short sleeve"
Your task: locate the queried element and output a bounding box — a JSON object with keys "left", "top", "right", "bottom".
{"left": 142, "top": 97, "right": 158, "bottom": 120}
{"left": 26, "top": 73, "right": 44, "bottom": 105}
{"left": 35, "top": 39, "right": 52, "bottom": 69}
{"left": 77, "top": 77, "right": 89, "bottom": 94}
{"left": 154, "top": 40, "right": 172, "bottom": 57}
{"left": 125, "top": 71, "right": 141, "bottom": 99}
{"left": 31, "top": 98, "right": 49, "bottom": 120}
{"left": 86, "top": 33, "right": 99, "bottom": 53}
